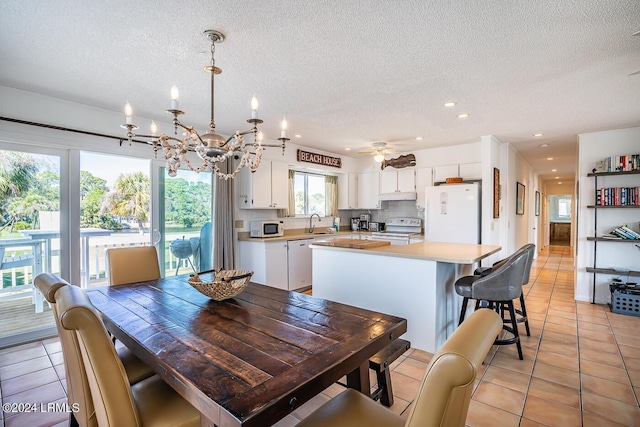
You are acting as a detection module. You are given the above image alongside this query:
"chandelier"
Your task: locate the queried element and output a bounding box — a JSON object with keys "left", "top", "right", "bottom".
{"left": 120, "top": 30, "right": 288, "bottom": 179}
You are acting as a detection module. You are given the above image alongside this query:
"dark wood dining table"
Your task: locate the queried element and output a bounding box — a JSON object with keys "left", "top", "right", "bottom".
{"left": 86, "top": 274, "right": 407, "bottom": 427}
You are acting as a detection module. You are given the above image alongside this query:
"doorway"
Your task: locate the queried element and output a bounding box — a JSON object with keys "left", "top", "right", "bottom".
{"left": 549, "top": 194, "right": 572, "bottom": 246}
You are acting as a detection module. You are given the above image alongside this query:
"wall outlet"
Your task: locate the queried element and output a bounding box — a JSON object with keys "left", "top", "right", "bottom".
{"left": 235, "top": 220, "right": 244, "bottom": 228}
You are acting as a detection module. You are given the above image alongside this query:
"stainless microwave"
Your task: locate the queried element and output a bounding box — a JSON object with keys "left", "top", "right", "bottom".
{"left": 250, "top": 220, "right": 284, "bottom": 238}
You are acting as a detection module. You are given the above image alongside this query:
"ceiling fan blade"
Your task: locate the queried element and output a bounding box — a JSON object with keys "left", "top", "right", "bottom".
{"left": 356, "top": 151, "right": 373, "bottom": 155}
{"left": 628, "top": 70, "right": 640, "bottom": 76}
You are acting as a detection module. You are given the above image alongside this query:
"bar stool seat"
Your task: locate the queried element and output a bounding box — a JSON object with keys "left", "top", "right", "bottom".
{"left": 473, "top": 244, "right": 535, "bottom": 336}
{"left": 455, "top": 247, "right": 530, "bottom": 359}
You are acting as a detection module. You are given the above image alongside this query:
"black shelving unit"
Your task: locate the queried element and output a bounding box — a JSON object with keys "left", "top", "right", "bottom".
{"left": 587, "top": 170, "right": 640, "bottom": 303}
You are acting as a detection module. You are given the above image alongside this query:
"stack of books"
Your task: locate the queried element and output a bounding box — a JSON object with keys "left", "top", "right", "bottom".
{"left": 596, "top": 186, "right": 640, "bottom": 205}
{"left": 596, "top": 154, "right": 640, "bottom": 172}
{"left": 609, "top": 225, "right": 640, "bottom": 240}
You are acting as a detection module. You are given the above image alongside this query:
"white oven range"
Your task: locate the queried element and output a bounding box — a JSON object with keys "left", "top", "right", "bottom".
{"left": 370, "top": 217, "right": 422, "bottom": 246}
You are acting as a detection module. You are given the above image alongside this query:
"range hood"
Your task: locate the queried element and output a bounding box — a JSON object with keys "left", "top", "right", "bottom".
{"left": 378, "top": 192, "right": 417, "bottom": 201}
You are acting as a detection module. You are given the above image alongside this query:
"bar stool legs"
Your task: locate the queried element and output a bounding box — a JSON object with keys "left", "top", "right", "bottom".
{"left": 496, "top": 300, "right": 523, "bottom": 360}
{"left": 517, "top": 293, "right": 530, "bottom": 336}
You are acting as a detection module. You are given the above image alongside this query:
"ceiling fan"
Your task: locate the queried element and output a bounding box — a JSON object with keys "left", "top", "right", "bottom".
{"left": 356, "top": 142, "right": 395, "bottom": 163}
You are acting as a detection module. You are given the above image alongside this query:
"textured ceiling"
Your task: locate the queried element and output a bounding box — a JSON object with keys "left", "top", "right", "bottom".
{"left": 1, "top": 0, "right": 639, "bottom": 182}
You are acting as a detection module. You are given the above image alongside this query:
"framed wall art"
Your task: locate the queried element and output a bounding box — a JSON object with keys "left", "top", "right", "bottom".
{"left": 493, "top": 168, "right": 500, "bottom": 218}
{"left": 516, "top": 182, "right": 525, "bottom": 215}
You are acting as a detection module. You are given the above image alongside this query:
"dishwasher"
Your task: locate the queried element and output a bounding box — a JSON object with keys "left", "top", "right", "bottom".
{"left": 287, "top": 238, "right": 314, "bottom": 291}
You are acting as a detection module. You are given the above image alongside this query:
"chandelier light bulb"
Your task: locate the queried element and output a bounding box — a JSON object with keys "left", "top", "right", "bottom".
{"left": 170, "top": 85, "right": 180, "bottom": 110}
{"left": 374, "top": 151, "right": 385, "bottom": 163}
{"left": 257, "top": 131, "right": 263, "bottom": 143}
{"left": 150, "top": 120, "right": 158, "bottom": 135}
{"left": 124, "top": 102, "right": 133, "bottom": 124}
{"left": 251, "top": 95, "right": 259, "bottom": 119}
{"left": 280, "top": 117, "right": 287, "bottom": 138}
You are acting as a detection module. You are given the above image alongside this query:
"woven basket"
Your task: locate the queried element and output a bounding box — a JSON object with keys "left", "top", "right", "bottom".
{"left": 187, "top": 270, "right": 253, "bottom": 301}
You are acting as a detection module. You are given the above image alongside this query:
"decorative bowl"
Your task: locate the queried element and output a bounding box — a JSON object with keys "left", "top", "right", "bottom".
{"left": 187, "top": 270, "right": 253, "bottom": 301}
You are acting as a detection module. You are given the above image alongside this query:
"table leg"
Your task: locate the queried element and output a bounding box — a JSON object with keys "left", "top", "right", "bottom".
{"left": 346, "top": 361, "right": 371, "bottom": 396}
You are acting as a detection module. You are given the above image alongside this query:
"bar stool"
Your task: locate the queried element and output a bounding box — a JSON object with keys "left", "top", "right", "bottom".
{"left": 455, "top": 247, "right": 529, "bottom": 359}
{"left": 474, "top": 244, "right": 535, "bottom": 336}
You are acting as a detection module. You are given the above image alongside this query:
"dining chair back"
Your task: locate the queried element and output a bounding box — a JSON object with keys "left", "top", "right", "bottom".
{"left": 56, "top": 284, "right": 201, "bottom": 427}
{"left": 106, "top": 246, "right": 160, "bottom": 285}
{"left": 35, "top": 273, "right": 98, "bottom": 427}
{"left": 297, "top": 308, "right": 502, "bottom": 427}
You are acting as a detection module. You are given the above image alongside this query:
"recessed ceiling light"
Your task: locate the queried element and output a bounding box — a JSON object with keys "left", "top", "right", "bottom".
{"left": 534, "top": 133, "right": 544, "bottom": 137}
{"left": 344, "top": 147, "right": 351, "bottom": 151}
{"left": 457, "top": 113, "right": 469, "bottom": 119}
{"left": 547, "top": 157, "right": 554, "bottom": 160}
{"left": 294, "top": 134, "right": 302, "bottom": 138}
{"left": 415, "top": 136, "right": 423, "bottom": 140}
{"left": 555, "top": 176, "right": 559, "bottom": 179}
{"left": 558, "top": 182, "right": 563, "bottom": 184}
{"left": 444, "top": 102, "right": 457, "bottom": 107}
{"left": 539, "top": 143, "right": 549, "bottom": 148}
{"left": 552, "top": 169, "right": 557, "bottom": 172}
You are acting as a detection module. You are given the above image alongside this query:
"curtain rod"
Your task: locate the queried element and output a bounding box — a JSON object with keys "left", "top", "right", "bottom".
{"left": 0, "top": 116, "right": 148, "bottom": 146}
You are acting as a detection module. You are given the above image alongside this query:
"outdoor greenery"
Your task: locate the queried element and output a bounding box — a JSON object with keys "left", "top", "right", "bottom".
{"left": 1, "top": 151, "right": 213, "bottom": 235}
{"left": 164, "top": 178, "right": 211, "bottom": 228}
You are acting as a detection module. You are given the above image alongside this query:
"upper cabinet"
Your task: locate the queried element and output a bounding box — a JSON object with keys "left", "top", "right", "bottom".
{"left": 433, "top": 163, "right": 482, "bottom": 182}
{"left": 357, "top": 172, "right": 380, "bottom": 209}
{"left": 338, "top": 173, "right": 358, "bottom": 210}
{"left": 415, "top": 167, "right": 434, "bottom": 210}
{"left": 380, "top": 169, "right": 415, "bottom": 194}
{"left": 238, "top": 161, "right": 288, "bottom": 209}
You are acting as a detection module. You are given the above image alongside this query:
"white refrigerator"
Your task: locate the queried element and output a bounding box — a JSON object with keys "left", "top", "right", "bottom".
{"left": 425, "top": 183, "right": 480, "bottom": 244}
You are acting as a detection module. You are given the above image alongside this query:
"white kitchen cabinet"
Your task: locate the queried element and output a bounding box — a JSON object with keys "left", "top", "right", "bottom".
{"left": 433, "top": 164, "right": 459, "bottom": 182}
{"left": 287, "top": 238, "right": 314, "bottom": 290}
{"left": 415, "top": 167, "right": 433, "bottom": 210}
{"left": 380, "top": 168, "right": 415, "bottom": 194}
{"left": 459, "top": 163, "right": 482, "bottom": 180}
{"left": 338, "top": 173, "right": 358, "bottom": 209}
{"left": 238, "top": 240, "right": 288, "bottom": 290}
{"left": 237, "top": 161, "right": 288, "bottom": 209}
{"left": 357, "top": 172, "right": 380, "bottom": 209}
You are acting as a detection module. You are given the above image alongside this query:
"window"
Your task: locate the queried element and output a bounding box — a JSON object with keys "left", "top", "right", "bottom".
{"left": 549, "top": 195, "right": 572, "bottom": 221}
{"left": 294, "top": 172, "right": 326, "bottom": 216}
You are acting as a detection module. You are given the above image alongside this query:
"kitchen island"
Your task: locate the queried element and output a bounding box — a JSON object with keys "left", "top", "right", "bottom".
{"left": 310, "top": 241, "right": 500, "bottom": 353}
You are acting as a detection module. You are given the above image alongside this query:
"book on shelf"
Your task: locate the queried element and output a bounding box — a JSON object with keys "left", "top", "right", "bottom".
{"left": 611, "top": 227, "right": 638, "bottom": 240}
{"left": 620, "top": 225, "right": 640, "bottom": 239}
{"left": 601, "top": 234, "right": 622, "bottom": 239}
{"left": 601, "top": 154, "right": 640, "bottom": 172}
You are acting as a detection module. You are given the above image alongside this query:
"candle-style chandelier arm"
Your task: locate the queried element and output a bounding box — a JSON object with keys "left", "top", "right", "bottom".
{"left": 120, "top": 29, "right": 288, "bottom": 179}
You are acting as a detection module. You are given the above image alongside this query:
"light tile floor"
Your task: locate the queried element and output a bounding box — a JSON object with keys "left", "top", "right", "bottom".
{"left": 1, "top": 246, "right": 639, "bottom": 427}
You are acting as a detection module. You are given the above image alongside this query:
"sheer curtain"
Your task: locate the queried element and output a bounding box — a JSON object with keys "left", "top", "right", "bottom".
{"left": 213, "top": 161, "right": 235, "bottom": 270}
{"left": 287, "top": 169, "right": 296, "bottom": 217}
{"left": 325, "top": 175, "right": 338, "bottom": 217}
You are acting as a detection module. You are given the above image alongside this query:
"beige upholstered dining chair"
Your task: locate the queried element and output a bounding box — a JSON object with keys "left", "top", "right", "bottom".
{"left": 34, "top": 273, "right": 154, "bottom": 427}
{"left": 297, "top": 308, "right": 503, "bottom": 427}
{"left": 106, "top": 246, "right": 161, "bottom": 285}
{"left": 56, "top": 283, "right": 201, "bottom": 427}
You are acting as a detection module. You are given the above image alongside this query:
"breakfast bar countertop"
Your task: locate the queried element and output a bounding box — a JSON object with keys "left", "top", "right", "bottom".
{"left": 310, "top": 241, "right": 501, "bottom": 264}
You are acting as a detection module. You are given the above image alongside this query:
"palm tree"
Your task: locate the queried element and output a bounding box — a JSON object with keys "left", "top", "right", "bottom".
{"left": 0, "top": 153, "right": 38, "bottom": 230}
{"left": 103, "top": 172, "right": 150, "bottom": 231}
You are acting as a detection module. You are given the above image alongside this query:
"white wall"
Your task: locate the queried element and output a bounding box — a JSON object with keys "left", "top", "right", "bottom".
{"left": 576, "top": 127, "right": 640, "bottom": 303}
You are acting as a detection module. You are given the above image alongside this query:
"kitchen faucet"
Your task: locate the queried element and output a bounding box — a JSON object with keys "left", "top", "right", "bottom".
{"left": 308, "top": 213, "right": 321, "bottom": 233}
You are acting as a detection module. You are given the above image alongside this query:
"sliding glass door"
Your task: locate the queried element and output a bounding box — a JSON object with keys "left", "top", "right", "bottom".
{"left": 0, "top": 147, "right": 63, "bottom": 346}
{"left": 79, "top": 152, "right": 152, "bottom": 287}
{"left": 158, "top": 168, "right": 213, "bottom": 277}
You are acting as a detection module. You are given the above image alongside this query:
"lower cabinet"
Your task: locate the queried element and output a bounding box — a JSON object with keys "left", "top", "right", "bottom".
{"left": 238, "top": 239, "right": 313, "bottom": 291}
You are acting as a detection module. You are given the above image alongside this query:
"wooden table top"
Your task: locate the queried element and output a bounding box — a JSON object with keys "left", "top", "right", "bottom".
{"left": 87, "top": 275, "right": 407, "bottom": 427}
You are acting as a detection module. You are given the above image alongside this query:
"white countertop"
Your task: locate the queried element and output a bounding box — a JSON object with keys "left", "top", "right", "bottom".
{"left": 310, "top": 241, "right": 501, "bottom": 264}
